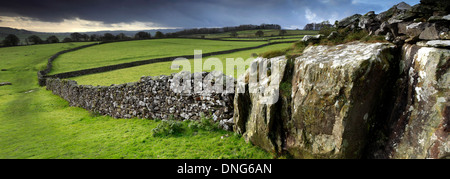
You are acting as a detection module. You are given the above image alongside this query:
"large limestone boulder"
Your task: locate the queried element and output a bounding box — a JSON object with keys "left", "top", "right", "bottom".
{"left": 234, "top": 56, "right": 288, "bottom": 153}
{"left": 232, "top": 41, "right": 449, "bottom": 159}
{"left": 233, "top": 42, "right": 397, "bottom": 158}
{"left": 376, "top": 2, "right": 412, "bottom": 22}
{"left": 288, "top": 42, "right": 396, "bottom": 158}
{"left": 389, "top": 44, "right": 450, "bottom": 159}
{"left": 359, "top": 11, "right": 383, "bottom": 35}
{"left": 338, "top": 14, "right": 362, "bottom": 29}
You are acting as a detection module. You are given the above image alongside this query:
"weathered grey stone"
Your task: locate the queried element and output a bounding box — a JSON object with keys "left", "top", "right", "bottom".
{"left": 359, "top": 11, "right": 380, "bottom": 33}
{"left": 440, "top": 31, "right": 450, "bottom": 40}
{"left": 428, "top": 15, "right": 450, "bottom": 22}
{"left": 302, "top": 35, "right": 321, "bottom": 43}
{"left": 338, "top": 14, "right": 362, "bottom": 28}
{"left": 397, "top": 22, "right": 413, "bottom": 35}
{"left": 424, "top": 40, "right": 450, "bottom": 47}
{"left": 389, "top": 44, "right": 450, "bottom": 159}
{"left": 420, "top": 24, "right": 440, "bottom": 40}
{"left": 445, "top": 14, "right": 450, "bottom": 21}
{"left": 388, "top": 18, "right": 403, "bottom": 25}
{"left": 234, "top": 56, "right": 288, "bottom": 153}
{"left": 289, "top": 42, "right": 396, "bottom": 158}
{"left": 0, "top": 82, "right": 12, "bottom": 86}
{"left": 374, "top": 22, "right": 389, "bottom": 35}
{"left": 386, "top": 32, "right": 394, "bottom": 41}
{"left": 46, "top": 71, "right": 235, "bottom": 123}
{"left": 396, "top": 2, "right": 412, "bottom": 10}
{"left": 381, "top": 2, "right": 414, "bottom": 23}
{"left": 219, "top": 118, "right": 234, "bottom": 131}
{"left": 234, "top": 42, "right": 397, "bottom": 158}
{"left": 406, "top": 22, "right": 427, "bottom": 38}
{"left": 327, "top": 31, "right": 338, "bottom": 39}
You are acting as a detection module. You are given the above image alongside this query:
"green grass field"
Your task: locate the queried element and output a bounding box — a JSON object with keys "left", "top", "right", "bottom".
{"left": 49, "top": 39, "right": 266, "bottom": 74}
{"left": 182, "top": 29, "right": 316, "bottom": 39}
{"left": 219, "top": 34, "right": 305, "bottom": 41}
{"left": 71, "top": 43, "right": 293, "bottom": 86}
{"left": 0, "top": 42, "right": 272, "bottom": 159}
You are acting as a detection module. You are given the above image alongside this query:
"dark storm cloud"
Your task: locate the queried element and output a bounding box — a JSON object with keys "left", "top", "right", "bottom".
{"left": 0, "top": 0, "right": 420, "bottom": 29}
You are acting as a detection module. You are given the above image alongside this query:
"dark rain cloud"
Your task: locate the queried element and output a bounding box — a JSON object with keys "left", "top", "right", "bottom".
{"left": 0, "top": 0, "right": 420, "bottom": 29}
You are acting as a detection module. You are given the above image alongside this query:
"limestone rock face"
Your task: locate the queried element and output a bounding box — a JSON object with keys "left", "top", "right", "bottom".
{"left": 343, "top": 0, "right": 450, "bottom": 44}
{"left": 302, "top": 35, "right": 322, "bottom": 43}
{"left": 359, "top": 11, "right": 383, "bottom": 34}
{"left": 288, "top": 42, "right": 396, "bottom": 158}
{"left": 424, "top": 40, "right": 450, "bottom": 48}
{"left": 389, "top": 44, "right": 450, "bottom": 159}
{"left": 233, "top": 56, "right": 288, "bottom": 153}
{"left": 338, "top": 14, "right": 362, "bottom": 28}
{"left": 233, "top": 42, "right": 397, "bottom": 158}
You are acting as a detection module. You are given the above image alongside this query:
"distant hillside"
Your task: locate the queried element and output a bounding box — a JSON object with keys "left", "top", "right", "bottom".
{"left": 0, "top": 27, "right": 36, "bottom": 35}
{"left": 81, "top": 29, "right": 181, "bottom": 37}
{"left": 0, "top": 27, "right": 69, "bottom": 45}
{"left": 0, "top": 27, "right": 181, "bottom": 45}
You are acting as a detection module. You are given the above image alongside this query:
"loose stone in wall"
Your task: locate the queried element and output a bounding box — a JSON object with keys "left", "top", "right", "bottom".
{"left": 46, "top": 71, "right": 236, "bottom": 130}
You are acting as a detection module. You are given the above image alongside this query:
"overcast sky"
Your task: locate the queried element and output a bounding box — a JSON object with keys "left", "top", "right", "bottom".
{"left": 0, "top": 0, "right": 420, "bottom": 32}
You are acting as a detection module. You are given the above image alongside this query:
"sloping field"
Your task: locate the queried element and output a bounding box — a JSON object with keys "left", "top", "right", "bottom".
{"left": 218, "top": 34, "right": 305, "bottom": 41}
{"left": 49, "top": 38, "right": 266, "bottom": 74}
{"left": 0, "top": 43, "right": 272, "bottom": 159}
{"left": 71, "top": 43, "right": 293, "bottom": 86}
{"left": 183, "top": 29, "right": 317, "bottom": 39}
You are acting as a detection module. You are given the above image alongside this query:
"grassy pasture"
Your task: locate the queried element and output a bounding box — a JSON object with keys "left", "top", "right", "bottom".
{"left": 71, "top": 43, "right": 293, "bottom": 86}
{"left": 50, "top": 38, "right": 266, "bottom": 74}
{"left": 219, "top": 34, "right": 305, "bottom": 41}
{"left": 0, "top": 42, "right": 272, "bottom": 159}
{"left": 182, "top": 29, "right": 316, "bottom": 39}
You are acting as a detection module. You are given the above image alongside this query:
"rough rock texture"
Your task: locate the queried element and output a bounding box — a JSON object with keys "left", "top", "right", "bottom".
{"left": 303, "top": 23, "right": 333, "bottom": 31}
{"left": 288, "top": 42, "right": 396, "bottom": 158}
{"left": 234, "top": 56, "right": 288, "bottom": 153}
{"left": 327, "top": 31, "right": 339, "bottom": 39}
{"left": 302, "top": 35, "right": 322, "bottom": 43}
{"left": 233, "top": 0, "right": 450, "bottom": 159}
{"left": 338, "top": 14, "right": 362, "bottom": 28}
{"left": 426, "top": 40, "right": 450, "bottom": 47}
{"left": 0, "top": 82, "right": 12, "bottom": 86}
{"left": 234, "top": 42, "right": 397, "bottom": 158}
{"left": 387, "top": 44, "right": 450, "bottom": 159}
{"left": 46, "top": 71, "right": 235, "bottom": 130}
{"left": 359, "top": 11, "right": 380, "bottom": 33}
{"left": 233, "top": 41, "right": 448, "bottom": 159}
{"left": 338, "top": 0, "right": 450, "bottom": 45}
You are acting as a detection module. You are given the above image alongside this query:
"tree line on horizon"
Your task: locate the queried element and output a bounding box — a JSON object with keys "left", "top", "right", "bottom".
{"left": 0, "top": 31, "right": 166, "bottom": 47}
{"left": 1, "top": 23, "right": 282, "bottom": 47}
{"left": 165, "top": 24, "right": 281, "bottom": 37}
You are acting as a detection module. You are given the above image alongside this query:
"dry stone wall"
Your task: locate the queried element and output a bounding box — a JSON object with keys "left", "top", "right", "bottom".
{"left": 45, "top": 71, "right": 236, "bottom": 130}
{"left": 39, "top": 41, "right": 296, "bottom": 86}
